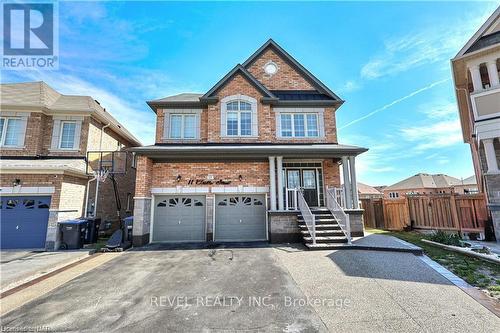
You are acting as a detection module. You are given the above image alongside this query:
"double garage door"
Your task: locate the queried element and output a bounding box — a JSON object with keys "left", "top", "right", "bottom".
{"left": 152, "top": 194, "right": 266, "bottom": 242}
{"left": 0, "top": 196, "right": 51, "bottom": 249}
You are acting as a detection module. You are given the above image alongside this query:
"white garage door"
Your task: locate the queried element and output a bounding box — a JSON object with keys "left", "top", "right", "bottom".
{"left": 215, "top": 195, "right": 267, "bottom": 241}
{"left": 153, "top": 195, "right": 206, "bottom": 242}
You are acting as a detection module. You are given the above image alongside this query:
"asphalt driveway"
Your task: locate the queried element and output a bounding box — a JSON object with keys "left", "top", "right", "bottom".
{"left": 2, "top": 245, "right": 499, "bottom": 332}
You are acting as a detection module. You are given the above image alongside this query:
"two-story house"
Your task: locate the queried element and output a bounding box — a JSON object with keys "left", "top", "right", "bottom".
{"left": 452, "top": 8, "right": 500, "bottom": 240}
{"left": 132, "top": 39, "right": 367, "bottom": 248}
{"left": 0, "top": 82, "right": 141, "bottom": 250}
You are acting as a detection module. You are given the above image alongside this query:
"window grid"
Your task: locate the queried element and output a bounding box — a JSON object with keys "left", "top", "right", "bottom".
{"left": 0, "top": 118, "right": 22, "bottom": 147}
{"left": 169, "top": 114, "right": 197, "bottom": 139}
{"left": 226, "top": 100, "right": 254, "bottom": 136}
{"left": 59, "top": 121, "right": 76, "bottom": 149}
{"left": 280, "top": 113, "right": 319, "bottom": 138}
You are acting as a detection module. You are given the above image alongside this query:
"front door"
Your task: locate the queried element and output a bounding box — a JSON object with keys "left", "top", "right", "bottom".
{"left": 286, "top": 169, "right": 319, "bottom": 207}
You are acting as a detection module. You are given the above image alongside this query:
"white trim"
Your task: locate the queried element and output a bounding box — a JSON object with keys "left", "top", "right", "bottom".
{"left": 0, "top": 186, "right": 55, "bottom": 195}
{"left": 163, "top": 109, "right": 202, "bottom": 140}
{"left": 210, "top": 186, "right": 269, "bottom": 194}
{"left": 151, "top": 187, "right": 210, "bottom": 194}
{"left": 470, "top": 86, "right": 500, "bottom": 121}
{"left": 0, "top": 115, "right": 28, "bottom": 148}
{"left": 274, "top": 108, "right": 325, "bottom": 139}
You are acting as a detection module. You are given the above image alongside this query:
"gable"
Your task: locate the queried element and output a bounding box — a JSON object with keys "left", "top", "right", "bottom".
{"left": 455, "top": 8, "right": 500, "bottom": 58}
{"left": 246, "top": 47, "right": 315, "bottom": 91}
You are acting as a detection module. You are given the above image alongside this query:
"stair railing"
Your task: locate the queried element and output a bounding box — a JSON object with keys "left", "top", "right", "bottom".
{"left": 285, "top": 188, "right": 299, "bottom": 210}
{"left": 326, "top": 189, "right": 351, "bottom": 244}
{"left": 297, "top": 190, "right": 316, "bottom": 245}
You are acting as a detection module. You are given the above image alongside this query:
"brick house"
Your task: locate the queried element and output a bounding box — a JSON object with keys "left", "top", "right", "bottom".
{"left": 0, "top": 82, "right": 141, "bottom": 250}
{"left": 452, "top": 8, "right": 500, "bottom": 240}
{"left": 132, "top": 39, "right": 367, "bottom": 248}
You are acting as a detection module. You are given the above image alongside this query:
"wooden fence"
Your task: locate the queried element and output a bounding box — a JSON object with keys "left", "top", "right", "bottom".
{"left": 361, "top": 193, "right": 488, "bottom": 233}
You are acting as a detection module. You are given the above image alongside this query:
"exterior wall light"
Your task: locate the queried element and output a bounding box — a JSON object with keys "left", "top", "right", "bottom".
{"left": 13, "top": 179, "right": 21, "bottom": 187}
{"left": 239, "top": 175, "right": 243, "bottom": 181}
{"left": 176, "top": 175, "right": 182, "bottom": 182}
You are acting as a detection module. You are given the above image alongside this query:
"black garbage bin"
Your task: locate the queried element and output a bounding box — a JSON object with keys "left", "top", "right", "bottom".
{"left": 123, "top": 216, "right": 133, "bottom": 242}
{"left": 83, "top": 217, "right": 102, "bottom": 244}
{"left": 59, "top": 219, "right": 87, "bottom": 250}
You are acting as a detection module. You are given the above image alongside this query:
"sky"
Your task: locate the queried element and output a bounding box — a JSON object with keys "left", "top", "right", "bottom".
{"left": 2, "top": 1, "right": 499, "bottom": 186}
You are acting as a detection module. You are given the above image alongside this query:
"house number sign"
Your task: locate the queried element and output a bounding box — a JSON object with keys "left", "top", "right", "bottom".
{"left": 187, "top": 179, "right": 231, "bottom": 185}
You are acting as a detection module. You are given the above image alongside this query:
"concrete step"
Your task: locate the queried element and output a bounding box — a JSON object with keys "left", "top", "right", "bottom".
{"left": 298, "top": 223, "right": 341, "bottom": 230}
{"left": 300, "top": 230, "right": 345, "bottom": 236}
{"left": 299, "top": 213, "right": 333, "bottom": 219}
{"left": 298, "top": 218, "right": 338, "bottom": 224}
{"left": 302, "top": 236, "right": 348, "bottom": 244}
{"left": 305, "top": 243, "right": 352, "bottom": 250}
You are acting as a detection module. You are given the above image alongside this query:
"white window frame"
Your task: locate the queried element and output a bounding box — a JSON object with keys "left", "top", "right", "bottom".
{"left": 169, "top": 114, "right": 197, "bottom": 139}
{"left": 221, "top": 95, "right": 258, "bottom": 137}
{"left": 0, "top": 117, "right": 22, "bottom": 147}
{"left": 275, "top": 108, "right": 325, "bottom": 139}
{"left": 58, "top": 121, "right": 78, "bottom": 150}
{"left": 163, "top": 109, "right": 201, "bottom": 141}
{"left": 280, "top": 113, "right": 319, "bottom": 138}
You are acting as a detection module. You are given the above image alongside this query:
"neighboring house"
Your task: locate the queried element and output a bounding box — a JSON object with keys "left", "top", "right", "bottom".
{"left": 0, "top": 82, "right": 141, "bottom": 250}
{"left": 383, "top": 173, "right": 469, "bottom": 199}
{"left": 452, "top": 8, "right": 500, "bottom": 240}
{"left": 358, "top": 182, "right": 383, "bottom": 199}
{"left": 455, "top": 175, "right": 479, "bottom": 194}
{"left": 132, "top": 39, "right": 367, "bottom": 247}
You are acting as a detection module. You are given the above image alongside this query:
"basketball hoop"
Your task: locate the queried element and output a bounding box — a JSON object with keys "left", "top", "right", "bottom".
{"left": 94, "top": 168, "right": 110, "bottom": 182}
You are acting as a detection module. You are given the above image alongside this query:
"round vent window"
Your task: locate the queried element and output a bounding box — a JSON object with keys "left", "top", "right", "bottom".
{"left": 264, "top": 61, "right": 278, "bottom": 75}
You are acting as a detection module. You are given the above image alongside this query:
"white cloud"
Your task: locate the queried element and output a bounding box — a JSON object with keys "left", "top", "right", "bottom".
{"left": 337, "top": 80, "right": 361, "bottom": 94}
{"left": 360, "top": 6, "right": 496, "bottom": 79}
{"left": 400, "top": 118, "right": 462, "bottom": 151}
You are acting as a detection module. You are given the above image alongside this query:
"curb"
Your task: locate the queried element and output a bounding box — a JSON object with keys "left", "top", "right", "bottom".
{"left": 306, "top": 244, "right": 423, "bottom": 255}
{"left": 421, "top": 239, "right": 500, "bottom": 264}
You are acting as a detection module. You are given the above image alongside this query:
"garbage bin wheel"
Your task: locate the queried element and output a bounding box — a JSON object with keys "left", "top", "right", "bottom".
{"left": 60, "top": 243, "right": 68, "bottom": 250}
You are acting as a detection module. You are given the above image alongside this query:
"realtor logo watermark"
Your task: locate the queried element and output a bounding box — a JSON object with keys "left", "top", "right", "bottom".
{"left": 2, "top": 1, "right": 59, "bottom": 69}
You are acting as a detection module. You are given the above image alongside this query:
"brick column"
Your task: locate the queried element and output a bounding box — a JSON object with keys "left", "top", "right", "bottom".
{"left": 133, "top": 156, "right": 153, "bottom": 246}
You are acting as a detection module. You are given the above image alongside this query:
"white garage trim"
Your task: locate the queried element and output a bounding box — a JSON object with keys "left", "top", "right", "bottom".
{"left": 151, "top": 187, "right": 210, "bottom": 194}
{"left": 149, "top": 194, "right": 208, "bottom": 243}
{"left": 0, "top": 186, "right": 56, "bottom": 195}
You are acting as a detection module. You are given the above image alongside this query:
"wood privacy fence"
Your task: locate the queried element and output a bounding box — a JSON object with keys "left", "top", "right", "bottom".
{"left": 361, "top": 193, "right": 488, "bottom": 233}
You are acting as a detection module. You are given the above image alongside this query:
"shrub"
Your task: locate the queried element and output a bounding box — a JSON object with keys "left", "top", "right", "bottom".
{"left": 429, "top": 230, "right": 462, "bottom": 246}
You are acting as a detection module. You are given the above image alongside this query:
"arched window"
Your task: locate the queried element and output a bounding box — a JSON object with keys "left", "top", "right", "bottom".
{"left": 221, "top": 95, "right": 257, "bottom": 137}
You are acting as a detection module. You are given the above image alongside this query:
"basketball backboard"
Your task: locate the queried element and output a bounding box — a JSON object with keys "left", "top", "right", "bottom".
{"left": 86, "top": 151, "right": 127, "bottom": 176}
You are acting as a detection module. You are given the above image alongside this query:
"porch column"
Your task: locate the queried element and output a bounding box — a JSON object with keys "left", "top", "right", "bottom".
{"left": 342, "top": 156, "right": 353, "bottom": 209}
{"left": 349, "top": 156, "right": 360, "bottom": 209}
{"left": 487, "top": 60, "right": 500, "bottom": 87}
{"left": 470, "top": 64, "right": 483, "bottom": 92}
{"left": 483, "top": 139, "right": 499, "bottom": 173}
{"left": 268, "top": 156, "right": 277, "bottom": 211}
{"left": 276, "top": 156, "right": 284, "bottom": 210}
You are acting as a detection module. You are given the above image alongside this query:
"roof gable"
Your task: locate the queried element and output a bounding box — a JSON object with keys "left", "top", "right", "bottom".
{"left": 200, "top": 64, "right": 277, "bottom": 102}
{"left": 242, "top": 39, "right": 342, "bottom": 102}
{"left": 454, "top": 7, "right": 500, "bottom": 58}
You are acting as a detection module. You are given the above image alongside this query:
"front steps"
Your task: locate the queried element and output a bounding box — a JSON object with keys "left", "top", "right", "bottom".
{"left": 297, "top": 208, "right": 349, "bottom": 250}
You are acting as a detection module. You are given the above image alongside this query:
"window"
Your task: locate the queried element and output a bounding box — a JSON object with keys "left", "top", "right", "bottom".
{"left": 169, "top": 114, "right": 197, "bottom": 139}
{"left": 225, "top": 100, "right": 253, "bottom": 136}
{"left": 126, "top": 193, "right": 132, "bottom": 212}
{"left": 59, "top": 121, "right": 77, "bottom": 149}
{"left": 389, "top": 192, "right": 399, "bottom": 199}
{"left": 0, "top": 117, "right": 22, "bottom": 147}
{"left": 280, "top": 113, "right": 319, "bottom": 138}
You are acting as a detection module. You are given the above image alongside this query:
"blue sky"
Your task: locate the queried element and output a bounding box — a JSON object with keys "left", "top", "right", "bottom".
{"left": 3, "top": 1, "right": 499, "bottom": 186}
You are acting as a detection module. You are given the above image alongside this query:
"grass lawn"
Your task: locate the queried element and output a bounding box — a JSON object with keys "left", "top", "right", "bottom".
{"left": 367, "top": 228, "right": 500, "bottom": 301}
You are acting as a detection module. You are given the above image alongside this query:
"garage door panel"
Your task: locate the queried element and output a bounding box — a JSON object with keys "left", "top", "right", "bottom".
{"left": 0, "top": 196, "right": 51, "bottom": 249}
{"left": 153, "top": 195, "right": 206, "bottom": 242}
{"left": 215, "top": 195, "right": 267, "bottom": 241}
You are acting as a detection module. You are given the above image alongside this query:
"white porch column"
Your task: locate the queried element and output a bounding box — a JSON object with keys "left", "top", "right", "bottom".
{"left": 483, "top": 139, "right": 499, "bottom": 173}
{"left": 276, "top": 156, "right": 284, "bottom": 211}
{"left": 470, "top": 64, "right": 483, "bottom": 92}
{"left": 349, "top": 156, "right": 360, "bottom": 209}
{"left": 487, "top": 60, "right": 500, "bottom": 87}
{"left": 268, "top": 156, "right": 277, "bottom": 211}
{"left": 342, "top": 156, "right": 353, "bottom": 209}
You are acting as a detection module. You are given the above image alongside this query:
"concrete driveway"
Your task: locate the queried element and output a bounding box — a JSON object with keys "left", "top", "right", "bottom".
{"left": 1, "top": 245, "right": 499, "bottom": 332}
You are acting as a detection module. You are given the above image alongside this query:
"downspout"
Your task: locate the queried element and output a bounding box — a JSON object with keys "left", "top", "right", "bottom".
{"left": 94, "top": 122, "right": 111, "bottom": 217}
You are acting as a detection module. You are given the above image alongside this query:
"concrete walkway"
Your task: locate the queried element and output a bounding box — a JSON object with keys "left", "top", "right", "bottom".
{"left": 274, "top": 248, "right": 500, "bottom": 332}
{"left": 0, "top": 250, "right": 90, "bottom": 292}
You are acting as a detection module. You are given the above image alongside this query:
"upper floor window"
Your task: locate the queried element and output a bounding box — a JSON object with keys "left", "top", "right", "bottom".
{"left": 389, "top": 192, "right": 399, "bottom": 199}
{"left": 169, "top": 114, "right": 197, "bottom": 139}
{"left": 0, "top": 117, "right": 22, "bottom": 146}
{"left": 221, "top": 95, "right": 257, "bottom": 137}
{"left": 280, "top": 113, "right": 319, "bottom": 138}
{"left": 226, "top": 101, "right": 252, "bottom": 136}
{"left": 59, "top": 121, "right": 77, "bottom": 149}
